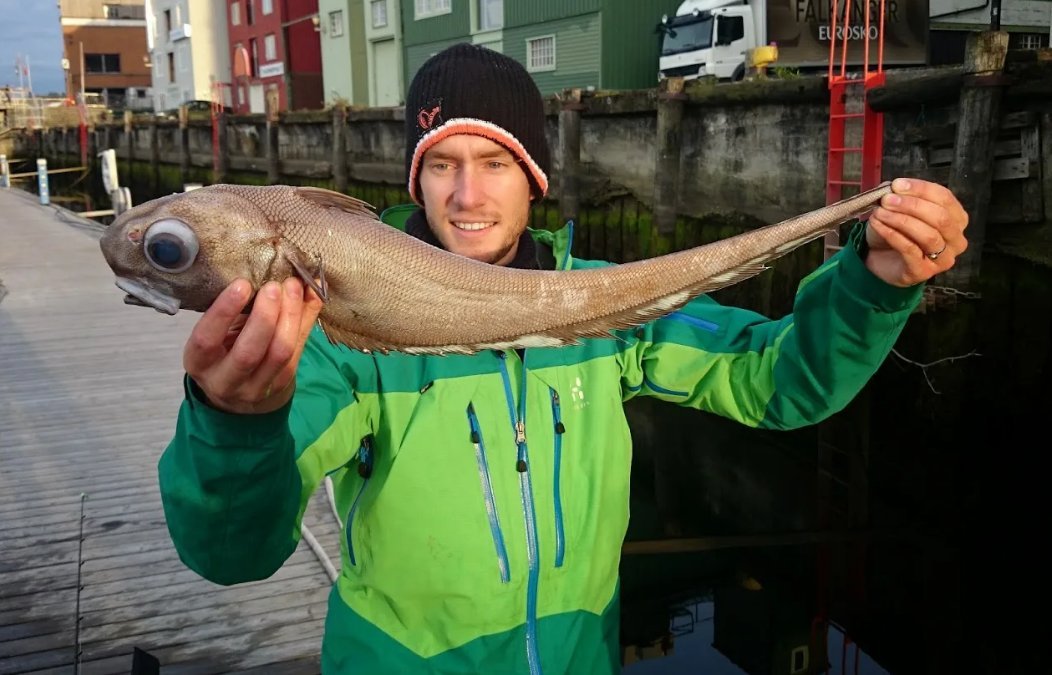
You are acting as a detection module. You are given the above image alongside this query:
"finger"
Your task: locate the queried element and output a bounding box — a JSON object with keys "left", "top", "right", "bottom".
{"left": 892, "top": 178, "right": 969, "bottom": 234}
{"left": 214, "top": 281, "right": 284, "bottom": 386}
{"left": 868, "top": 220, "right": 931, "bottom": 280}
{"left": 184, "top": 280, "right": 253, "bottom": 375}
{"left": 245, "top": 278, "right": 307, "bottom": 394}
{"left": 870, "top": 206, "right": 946, "bottom": 259}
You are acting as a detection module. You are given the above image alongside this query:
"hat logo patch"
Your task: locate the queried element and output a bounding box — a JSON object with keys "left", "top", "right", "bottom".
{"left": 417, "top": 103, "right": 443, "bottom": 131}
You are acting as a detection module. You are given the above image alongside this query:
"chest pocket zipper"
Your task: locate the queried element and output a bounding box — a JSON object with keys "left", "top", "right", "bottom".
{"left": 468, "top": 403, "right": 512, "bottom": 584}
{"left": 550, "top": 388, "right": 566, "bottom": 568}
{"left": 345, "top": 434, "right": 374, "bottom": 567}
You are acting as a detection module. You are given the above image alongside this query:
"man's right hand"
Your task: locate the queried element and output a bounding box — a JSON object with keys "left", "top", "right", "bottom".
{"left": 184, "top": 278, "right": 324, "bottom": 415}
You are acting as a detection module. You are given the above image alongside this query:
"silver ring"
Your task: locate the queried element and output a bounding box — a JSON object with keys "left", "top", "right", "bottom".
{"left": 926, "top": 244, "right": 946, "bottom": 261}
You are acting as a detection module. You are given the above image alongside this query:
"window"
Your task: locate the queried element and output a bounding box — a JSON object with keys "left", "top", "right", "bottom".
{"left": 715, "top": 16, "right": 744, "bottom": 46}
{"left": 415, "top": 0, "right": 451, "bottom": 19}
{"left": 478, "top": 0, "right": 502, "bottom": 31}
{"left": 167, "top": 52, "right": 175, "bottom": 82}
{"left": 262, "top": 0, "right": 273, "bottom": 15}
{"left": 330, "top": 10, "right": 345, "bottom": 36}
{"left": 526, "top": 36, "right": 555, "bottom": 71}
{"left": 264, "top": 34, "right": 277, "bottom": 61}
{"left": 250, "top": 37, "right": 258, "bottom": 75}
{"left": 247, "top": 0, "right": 254, "bottom": 25}
{"left": 370, "top": 1, "right": 387, "bottom": 28}
{"left": 84, "top": 53, "right": 121, "bottom": 73}
{"left": 231, "top": 1, "right": 240, "bottom": 25}
{"left": 163, "top": 9, "right": 171, "bottom": 35}
{"left": 103, "top": 3, "right": 144, "bottom": 19}
{"left": 1013, "top": 33, "right": 1046, "bottom": 50}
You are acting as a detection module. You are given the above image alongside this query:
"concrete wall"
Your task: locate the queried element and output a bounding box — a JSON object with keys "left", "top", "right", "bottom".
{"left": 14, "top": 66, "right": 1052, "bottom": 229}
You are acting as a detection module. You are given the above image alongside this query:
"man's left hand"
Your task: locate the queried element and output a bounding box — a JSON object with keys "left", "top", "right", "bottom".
{"left": 864, "top": 177, "right": 970, "bottom": 288}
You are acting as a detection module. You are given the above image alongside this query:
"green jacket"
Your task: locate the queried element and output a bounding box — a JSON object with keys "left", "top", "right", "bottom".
{"left": 158, "top": 213, "right": 922, "bottom": 674}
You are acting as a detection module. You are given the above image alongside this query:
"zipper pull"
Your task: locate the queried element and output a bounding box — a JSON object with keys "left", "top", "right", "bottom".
{"left": 515, "top": 420, "right": 526, "bottom": 445}
{"left": 357, "top": 435, "right": 374, "bottom": 478}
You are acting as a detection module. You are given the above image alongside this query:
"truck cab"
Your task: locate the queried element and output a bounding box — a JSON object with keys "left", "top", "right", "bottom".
{"left": 658, "top": 0, "right": 764, "bottom": 82}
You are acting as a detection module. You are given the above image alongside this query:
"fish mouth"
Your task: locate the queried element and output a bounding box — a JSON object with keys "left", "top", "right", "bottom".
{"left": 114, "top": 277, "right": 182, "bottom": 315}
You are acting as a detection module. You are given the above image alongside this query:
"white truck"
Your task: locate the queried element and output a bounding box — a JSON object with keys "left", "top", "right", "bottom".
{"left": 657, "top": 0, "right": 930, "bottom": 82}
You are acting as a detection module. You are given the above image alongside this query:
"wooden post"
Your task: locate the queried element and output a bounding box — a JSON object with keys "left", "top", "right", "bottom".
{"left": 944, "top": 31, "right": 1009, "bottom": 291}
{"left": 150, "top": 119, "right": 160, "bottom": 194}
{"left": 214, "top": 111, "right": 229, "bottom": 184}
{"left": 123, "top": 111, "right": 134, "bottom": 184}
{"left": 654, "top": 77, "right": 686, "bottom": 237}
{"left": 266, "top": 99, "right": 280, "bottom": 184}
{"left": 332, "top": 103, "right": 348, "bottom": 193}
{"left": 179, "top": 105, "right": 190, "bottom": 183}
{"left": 559, "top": 88, "right": 583, "bottom": 227}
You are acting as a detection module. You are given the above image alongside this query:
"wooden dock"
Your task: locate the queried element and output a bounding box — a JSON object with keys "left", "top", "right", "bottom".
{"left": 0, "top": 189, "right": 342, "bottom": 674}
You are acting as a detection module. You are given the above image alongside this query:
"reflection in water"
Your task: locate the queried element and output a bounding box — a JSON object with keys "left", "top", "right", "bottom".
{"left": 614, "top": 390, "right": 1048, "bottom": 675}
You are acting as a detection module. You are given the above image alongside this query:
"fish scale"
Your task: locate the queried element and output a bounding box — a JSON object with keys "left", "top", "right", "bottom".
{"left": 99, "top": 181, "right": 893, "bottom": 355}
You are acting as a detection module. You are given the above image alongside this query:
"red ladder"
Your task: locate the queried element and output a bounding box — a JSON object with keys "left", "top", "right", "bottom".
{"left": 823, "top": 0, "right": 887, "bottom": 260}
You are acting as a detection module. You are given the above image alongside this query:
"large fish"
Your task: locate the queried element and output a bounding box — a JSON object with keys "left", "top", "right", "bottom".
{"left": 99, "top": 181, "right": 892, "bottom": 355}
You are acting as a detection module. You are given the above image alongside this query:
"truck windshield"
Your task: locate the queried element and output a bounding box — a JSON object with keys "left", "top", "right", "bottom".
{"left": 661, "top": 15, "right": 714, "bottom": 56}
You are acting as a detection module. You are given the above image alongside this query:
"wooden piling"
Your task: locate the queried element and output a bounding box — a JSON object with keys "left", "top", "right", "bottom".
{"left": 266, "top": 99, "right": 280, "bottom": 184}
{"left": 559, "top": 88, "right": 584, "bottom": 226}
{"left": 944, "top": 31, "right": 1010, "bottom": 291}
{"left": 654, "top": 77, "right": 685, "bottom": 237}
{"left": 150, "top": 119, "right": 160, "bottom": 194}
{"left": 214, "top": 111, "right": 229, "bottom": 184}
{"left": 332, "top": 104, "right": 348, "bottom": 193}
{"left": 123, "top": 111, "right": 134, "bottom": 183}
{"left": 178, "top": 105, "right": 190, "bottom": 183}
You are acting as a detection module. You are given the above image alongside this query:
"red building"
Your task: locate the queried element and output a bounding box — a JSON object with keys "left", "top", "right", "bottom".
{"left": 227, "top": 0, "right": 323, "bottom": 115}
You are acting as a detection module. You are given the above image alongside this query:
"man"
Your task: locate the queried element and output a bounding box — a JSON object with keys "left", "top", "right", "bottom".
{"left": 159, "top": 44, "right": 969, "bottom": 674}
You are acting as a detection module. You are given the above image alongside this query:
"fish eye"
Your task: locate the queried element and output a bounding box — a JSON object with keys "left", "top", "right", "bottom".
{"left": 143, "top": 219, "right": 199, "bottom": 273}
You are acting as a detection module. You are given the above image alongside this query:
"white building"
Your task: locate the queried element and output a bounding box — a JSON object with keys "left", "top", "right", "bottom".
{"left": 145, "top": 0, "right": 232, "bottom": 112}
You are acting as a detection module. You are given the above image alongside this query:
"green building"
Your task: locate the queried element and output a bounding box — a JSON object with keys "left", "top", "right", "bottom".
{"left": 401, "top": 0, "right": 684, "bottom": 97}
{"left": 320, "top": 0, "right": 406, "bottom": 106}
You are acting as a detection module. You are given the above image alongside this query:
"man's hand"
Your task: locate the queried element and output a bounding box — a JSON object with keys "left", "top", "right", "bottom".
{"left": 864, "top": 177, "right": 970, "bottom": 288}
{"left": 184, "top": 277, "right": 324, "bottom": 415}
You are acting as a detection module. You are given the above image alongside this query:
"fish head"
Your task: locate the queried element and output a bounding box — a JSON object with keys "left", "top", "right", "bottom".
{"left": 99, "top": 185, "right": 281, "bottom": 314}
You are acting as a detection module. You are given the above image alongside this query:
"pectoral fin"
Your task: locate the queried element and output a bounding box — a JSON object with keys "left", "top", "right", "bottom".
{"left": 284, "top": 249, "right": 329, "bottom": 303}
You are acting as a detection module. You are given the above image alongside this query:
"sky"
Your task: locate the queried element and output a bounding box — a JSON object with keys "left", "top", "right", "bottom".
{"left": 0, "top": 0, "right": 66, "bottom": 95}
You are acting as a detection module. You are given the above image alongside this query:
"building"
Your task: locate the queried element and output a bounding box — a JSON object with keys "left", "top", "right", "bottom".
{"left": 929, "top": 0, "right": 1052, "bottom": 65}
{"left": 227, "top": 0, "right": 324, "bottom": 115}
{"left": 400, "top": 0, "right": 683, "bottom": 97}
{"left": 318, "top": 0, "right": 404, "bottom": 106}
{"left": 145, "top": 0, "right": 232, "bottom": 112}
{"left": 58, "top": 0, "right": 152, "bottom": 111}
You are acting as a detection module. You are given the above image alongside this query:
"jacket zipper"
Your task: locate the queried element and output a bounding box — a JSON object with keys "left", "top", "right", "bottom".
{"left": 497, "top": 352, "right": 542, "bottom": 675}
{"left": 549, "top": 388, "right": 566, "bottom": 568}
{"left": 467, "top": 403, "right": 511, "bottom": 584}
{"left": 345, "top": 434, "right": 374, "bottom": 567}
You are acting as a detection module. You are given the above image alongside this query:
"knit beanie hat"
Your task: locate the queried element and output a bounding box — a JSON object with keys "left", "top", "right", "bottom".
{"left": 404, "top": 43, "right": 550, "bottom": 205}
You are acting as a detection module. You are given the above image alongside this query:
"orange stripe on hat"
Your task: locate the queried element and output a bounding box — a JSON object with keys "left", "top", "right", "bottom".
{"left": 408, "top": 118, "right": 550, "bottom": 205}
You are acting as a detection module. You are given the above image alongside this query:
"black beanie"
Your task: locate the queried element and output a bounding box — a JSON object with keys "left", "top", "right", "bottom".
{"left": 404, "top": 43, "right": 550, "bottom": 205}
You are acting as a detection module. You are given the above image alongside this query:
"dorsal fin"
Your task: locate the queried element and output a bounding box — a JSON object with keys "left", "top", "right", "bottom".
{"left": 294, "top": 186, "right": 379, "bottom": 220}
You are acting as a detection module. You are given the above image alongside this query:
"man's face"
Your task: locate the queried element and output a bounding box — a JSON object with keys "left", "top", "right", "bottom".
{"left": 418, "top": 134, "right": 532, "bottom": 266}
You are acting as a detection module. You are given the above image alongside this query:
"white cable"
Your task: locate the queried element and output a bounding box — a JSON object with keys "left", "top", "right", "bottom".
{"left": 301, "top": 523, "right": 338, "bottom": 583}
{"left": 325, "top": 475, "right": 344, "bottom": 529}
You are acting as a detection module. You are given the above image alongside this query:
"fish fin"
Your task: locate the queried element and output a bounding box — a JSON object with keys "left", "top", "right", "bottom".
{"left": 285, "top": 250, "right": 329, "bottom": 302}
{"left": 528, "top": 260, "right": 777, "bottom": 345}
{"left": 294, "top": 186, "right": 379, "bottom": 220}
{"left": 316, "top": 317, "right": 394, "bottom": 356}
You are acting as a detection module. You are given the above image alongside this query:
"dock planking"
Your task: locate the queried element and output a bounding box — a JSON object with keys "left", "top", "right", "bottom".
{"left": 0, "top": 190, "right": 343, "bottom": 673}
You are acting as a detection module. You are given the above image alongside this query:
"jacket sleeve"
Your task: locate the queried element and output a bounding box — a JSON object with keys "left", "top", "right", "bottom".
{"left": 619, "top": 224, "right": 924, "bottom": 430}
{"left": 157, "top": 327, "right": 375, "bottom": 585}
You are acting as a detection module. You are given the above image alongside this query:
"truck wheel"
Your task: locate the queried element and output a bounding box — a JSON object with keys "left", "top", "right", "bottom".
{"left": 732, "top": 64, "right": 746, "bottom": 82}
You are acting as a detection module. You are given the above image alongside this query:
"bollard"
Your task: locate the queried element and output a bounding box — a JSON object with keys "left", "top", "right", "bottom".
{"left": 0, "top": 154, "right": 9, "bottom": 188}
{"left": 37, "top": 159, "right": 50, "bottom": 205}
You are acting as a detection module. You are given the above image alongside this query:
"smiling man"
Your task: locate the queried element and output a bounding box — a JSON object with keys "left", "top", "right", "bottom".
{"left": 158, "top": 43, "right": 970, "bottom": 675}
